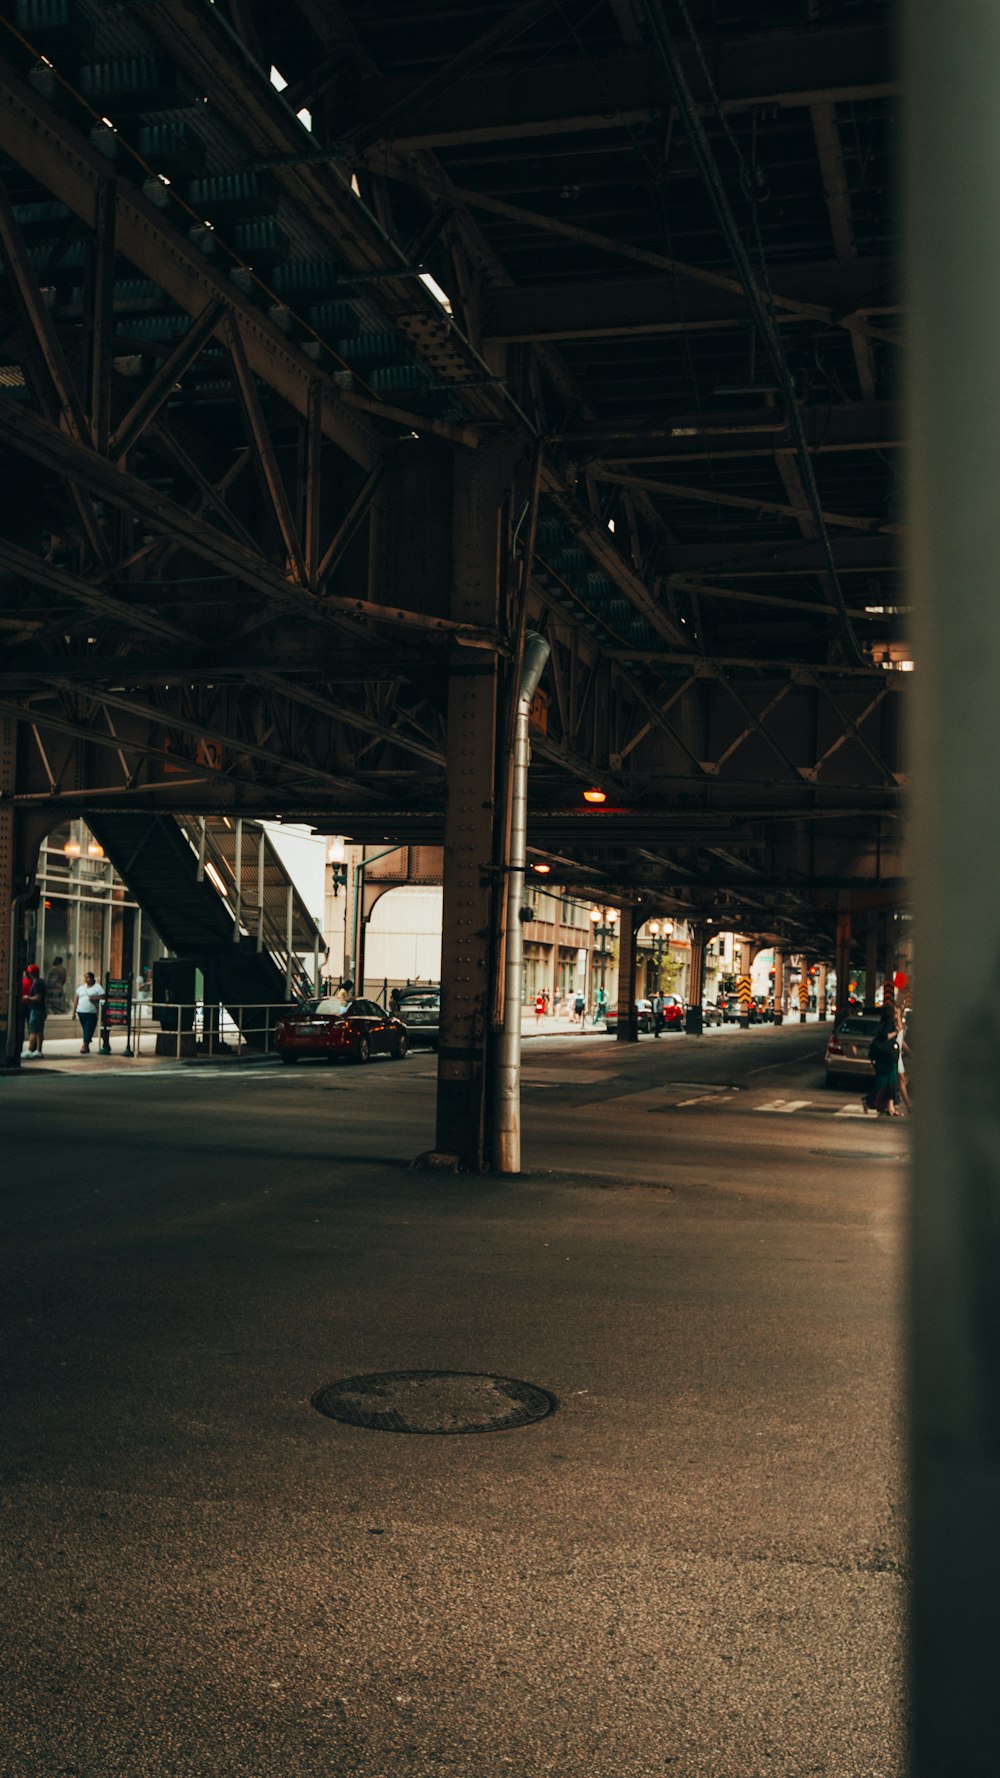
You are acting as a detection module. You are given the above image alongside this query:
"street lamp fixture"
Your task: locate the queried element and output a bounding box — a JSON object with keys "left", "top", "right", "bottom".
{"left": 327, "top": 835, "right": 348, "bottom": 897}
{"left": 589, "top": 905, "right": 618, "bottom": 1000}
{"left": 583, "top": 787, "right": 607, "bottom": 804}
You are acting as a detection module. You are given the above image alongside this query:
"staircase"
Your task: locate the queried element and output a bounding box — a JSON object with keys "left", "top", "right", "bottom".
{"left": 88, "top": 814, "right": 324, "bottom": 1026}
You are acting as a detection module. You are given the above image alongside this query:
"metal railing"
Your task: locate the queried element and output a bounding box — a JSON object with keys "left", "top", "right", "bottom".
{"left": 121, "top": 998, "right": 290, "bottom": 1059}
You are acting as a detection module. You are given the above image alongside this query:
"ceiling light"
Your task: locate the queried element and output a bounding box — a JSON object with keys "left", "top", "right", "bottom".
{"left": 583, "top": 787, "right": 606, "bottom": 805}
{"left": 532, "top": 862, "right": 551, "bottom": 874}
{"left": 63, "top": 837, "right": 81, "bottom": 859}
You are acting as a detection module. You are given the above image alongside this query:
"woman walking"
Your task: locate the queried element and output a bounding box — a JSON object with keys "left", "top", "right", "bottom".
{"left": 72, "top": 971, "right": 103, "bottom": 1054}
{"left": 865, "top": 1008, "right": 903, "bottom": 1117}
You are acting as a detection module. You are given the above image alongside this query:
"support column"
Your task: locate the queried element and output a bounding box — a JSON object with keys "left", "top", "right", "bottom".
{"left": 773, "top": 949, "right": 785, "bottom": 1024}
{"left": 685, "top": 924, "right": 706, "bottom": 1033}
{"left": 614, "top": 905, "right": 639, "bottom": 1041}
{"left": 864, "top": 915, "right": 879, "bottom": 1011}
{"left": 834, "top": 912, "right": 852, "bottom": 1026}
{"left": 908, "top": 6, "right": 1000, "bottom": 1762}
{"left": 548, "top": 890, "right": 561, "bottom": 1011}
{"left": 435, "top": 443, "right": 509, "bottom": 1168}
{"left": 0, "top": 716, "right": 18, "bottom": 1065}
{"left": 1, "top": 721, "right": 47, "bottom": 1068}
{"left": 817, "top": 962, "right": 828, "bottom": 1020}
{"left": 737, "top": 938, "right": 753, "bottom": 1028}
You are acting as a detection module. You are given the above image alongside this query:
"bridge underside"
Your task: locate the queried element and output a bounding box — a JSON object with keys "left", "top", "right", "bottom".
{"left": 0, "top": 0, "right": 904, "bottom": 1151}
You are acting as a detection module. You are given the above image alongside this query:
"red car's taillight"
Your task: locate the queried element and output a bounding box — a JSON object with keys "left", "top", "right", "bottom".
{"left": 828, "top": 1039, "right": 843, "bottom": 1054}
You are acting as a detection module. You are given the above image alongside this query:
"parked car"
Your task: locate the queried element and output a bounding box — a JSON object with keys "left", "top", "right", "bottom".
{"left": 396, "top": 986, "right": 440, "bottom": 1048}
{"left": 700, "top": 1000, "right": 724, "bottom": 1027}
{"left": 275, "top": 996, "right": 408, "bottom": 1064}
{"left": 605, "top": 998, "right": 653, "bottom": 1034}
{"left": 824, "top": 1012, "right": 883, "bottom": 1086}
{"left": 721, "top": 993, "right": 755, "bottom": 1023}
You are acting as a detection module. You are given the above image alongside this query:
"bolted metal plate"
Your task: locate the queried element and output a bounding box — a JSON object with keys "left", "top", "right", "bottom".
{"left": 312, "top": 1369, "right": 556, "bottom": 1435}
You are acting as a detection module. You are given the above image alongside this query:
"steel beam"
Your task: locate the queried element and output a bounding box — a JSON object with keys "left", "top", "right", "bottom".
{"left": 0, "top": 59, "right": 381, "bottom": 471}
{"left": 354, "top": 23, "right": 895, "bottom": 148}
{"left": 483, "top": 258, "right": 897, "bottom": 344}
{"left": 0, "top": 399, "right": 489, "bottom": 642}
{"left": 561, "top": 402, "right": 902, "bottom": 463}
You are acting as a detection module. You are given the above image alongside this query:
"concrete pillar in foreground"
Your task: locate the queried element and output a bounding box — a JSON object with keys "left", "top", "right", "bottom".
{"left": 817, "top": 962, "right": 828, "bottom": 1021}
{"left": 614, "top": 907, "right": 639, "bottom": 1042}
{"left": 772, "top": 949, "right": 785, "bottom": 1024}
{"left": 908, "top": 4, "right": 1000, "bottom": 1766}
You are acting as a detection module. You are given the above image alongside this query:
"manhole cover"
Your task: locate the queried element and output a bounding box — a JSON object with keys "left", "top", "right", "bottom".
{"left": 312, "top": 1370, "right": 556, "bottom": 1435}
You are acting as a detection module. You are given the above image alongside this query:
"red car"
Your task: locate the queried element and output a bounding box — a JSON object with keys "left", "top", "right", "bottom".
{"left": 657, "top": 995, "right": 685, "bottom": 1030}
{"left": 275, "top": 996, "right": 408, "bottom": 1065}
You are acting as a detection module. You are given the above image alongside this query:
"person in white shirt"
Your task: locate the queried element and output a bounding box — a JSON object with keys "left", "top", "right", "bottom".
{"left": 72, "top": 972, "right": 103, "bottom": 1053}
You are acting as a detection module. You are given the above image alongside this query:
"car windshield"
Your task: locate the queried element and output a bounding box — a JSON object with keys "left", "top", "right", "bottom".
{"left": 836, "top": 1015, "right": 884, "bottom": 1036}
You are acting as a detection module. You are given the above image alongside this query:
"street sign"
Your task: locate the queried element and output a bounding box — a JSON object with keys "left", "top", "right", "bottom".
{"left": 101, "top": 972, "right": 133, "bottom": 1055}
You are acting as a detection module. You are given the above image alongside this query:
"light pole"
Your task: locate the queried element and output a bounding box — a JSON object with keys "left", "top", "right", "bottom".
{"left": 647, "top": 918, "right": 673, "bottom": 993}
{"left": 589, "top": 905, "right": 618, "bottom": 1018}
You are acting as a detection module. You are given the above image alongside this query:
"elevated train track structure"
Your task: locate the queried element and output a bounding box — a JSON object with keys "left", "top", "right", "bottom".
{"left": 0, "top": 0, "right": 904, "bottom": 1158}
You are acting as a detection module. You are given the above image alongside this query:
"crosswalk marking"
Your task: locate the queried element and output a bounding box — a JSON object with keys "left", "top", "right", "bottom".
{"left": 755, "top": 1098, "right": 811, "bottom": 1113}
{"left": 834, "top": 1103, "right": 871, "bottom": 1118}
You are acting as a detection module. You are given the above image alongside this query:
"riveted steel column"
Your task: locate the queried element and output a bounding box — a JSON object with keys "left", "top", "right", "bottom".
{"left": 685, "top": 924, "right": 705, "bottom": 1033}
{"left": 772, "top": 949, "right": 785, "bottom": 1024}
{"left": 435, "top": 443, "right": 511, "bottom": 1168}
{"left": 863, "top": 915, "right": 879, "bottom": 1011}
{"left": 834, "top": 912, "right": 852, "bottom": 1025}
{"left": 737, "top": 938, "right": 753, "bottom": 1028}
{"left": 817, "top": 961, "right": 828, "bottom": 1021}
{"left": 909, "top": 4, "right": 1000, "bottom": 1767}
{"left": 614, "top": 907, "right": 639, "bottom": 1042}
{"left": 1, "top": 717, "right": 17, "bottom": 1064}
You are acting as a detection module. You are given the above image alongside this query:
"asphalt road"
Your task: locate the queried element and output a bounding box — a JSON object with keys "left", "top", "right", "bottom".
{"left": 1, "top": 1024, "right": 907, "bottom": 1777}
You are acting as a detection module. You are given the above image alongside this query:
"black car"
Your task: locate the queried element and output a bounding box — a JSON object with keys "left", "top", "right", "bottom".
{"left": 396, "top": 986, "right": 440, "bottom": 1048}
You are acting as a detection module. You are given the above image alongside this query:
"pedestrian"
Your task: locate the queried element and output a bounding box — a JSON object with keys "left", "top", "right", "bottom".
{"left": 389, "top": 987, "right": 401, "bottom": 1017}
{"left": 72, "top": 970, "right": 104, "bottom": 1053}
{"left": 533, "top": 990, "right": 546, "bottom": 1026}
{"left": 650, "top": 990, "right": 663, "bottom": 1037}
{"left": 863, "top": 1010, "right": 902, "bottom": 1116}
{"left": 334, "top": 978, "right": 353, "bottom": 1009}
{"left": 19, "top": 963, "right": 35, "bottom": 1049}
{"left": 894, "top": 1008, "right": 912, "bottom": 1112}
{"left": 23, "top": 965, "right": 46, "bottom": 1057}
{"left": 593, "top": 985, "right": 607, "bottom": 1025}
{"left": 573, "top": 990, "right": 585, "bottom": 1024}
{"left": 45, "top": 954, "right": 67, "bottom": 1014}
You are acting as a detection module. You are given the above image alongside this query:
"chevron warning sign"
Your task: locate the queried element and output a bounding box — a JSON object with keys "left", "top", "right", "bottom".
{"left": 737, "top": 974, "right": 753, "bottom": 1014}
